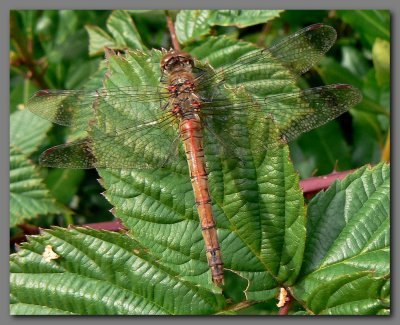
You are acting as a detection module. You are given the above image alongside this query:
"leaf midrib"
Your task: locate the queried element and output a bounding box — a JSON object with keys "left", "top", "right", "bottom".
{"left": 302, "top": 246, "right": 389, "bottom": 279}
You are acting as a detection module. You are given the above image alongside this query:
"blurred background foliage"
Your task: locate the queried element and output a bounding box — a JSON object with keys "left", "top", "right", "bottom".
{"left": 10, "top": 10, "right": 390, "bottom": 247}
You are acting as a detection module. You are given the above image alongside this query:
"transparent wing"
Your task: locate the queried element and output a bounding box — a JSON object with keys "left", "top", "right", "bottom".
{"left": 201, "top": 84, "right": 362, "bottom": 161}
{"left": 202, "top": 90, "right": 279, "bottom": 168}
{"left": 196, "top": 24, "right": 337, "bottom": 96}
{"left": 39, "top": 112, "right": 187, "bottom": 170}
{"left": 27, "top": 85, "right": 169, "bottom": 132}
{"left": 29, "top": 84, "right": 188, "bottom": 170}
{"left": 261, "top": 84, "right": 362, "bottom": 143}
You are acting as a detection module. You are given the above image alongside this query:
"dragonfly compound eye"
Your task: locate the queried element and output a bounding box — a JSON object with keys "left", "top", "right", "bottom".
{"left": 161, "top": 52, "right": 195, "bottom": 73}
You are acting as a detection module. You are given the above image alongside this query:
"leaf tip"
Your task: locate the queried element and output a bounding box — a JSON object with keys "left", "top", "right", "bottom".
{"left": 14, "top": 243, "right": 21, "bottom": 252}
{"left": 109, "top": 207, "right": 117, "bottom": 216}
{"left": 104, "top": 47, "right": 116, "bottom": 58}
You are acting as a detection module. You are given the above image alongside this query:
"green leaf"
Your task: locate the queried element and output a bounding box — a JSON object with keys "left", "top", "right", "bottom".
{"left": 208, "top": 10, "right": 283, "bottom": 27}
{"left": 10, "top": 146, "right": 66, "bottom": 227}
{"left": 10, "top": 227, "right": 226, "bottom": 315}
{"left": 85, "top": 25, "right": 116, "bottom": 57}
{"left": 278, "top": 10, "right": 329, "bottom": 28}
{"left": 36, "top": 11, "right": 88, "bottom": 65}
{"left": 10, "top": 109, "right": 52, "bottom": 156}
{"left": 372, "top": 38, "right": 390, "bottom": 87}
{"left": 175, "top": 10, "right": 213, "bottom": 44}
{"left": 45, "top": 169, "right": 85, "bottom": 205}
{"left": 351, "top": 110, "right": 382, "bottom": 167}
{"left": 336, "top": 10, "right": 390, "bottom": 47}
{"left": 97, "top": 49, "right": 306, "bottom": 299}
{"left": 341, "top": 46, "right": 369, "bottom": 78}
{"left": 106, "top": 10, "right": 146, "bottom": 50}
{"left": 317, "top": 57, "right": 362, "bottom": 89}
{"left": 86, "top": 11, "right": 146, "bottom": 56}
{"left": 129, "top": 11, "right": 167, "bottom": 48}
{"left": 362, "top": 69, "right": 390, "bottom": 114}
{"left": 53, "top": 10, "right": 80, "bottom": 47}
{"left": 175, "top": 10, "right": 283, "bottom": 45}
{"left": 64, "top": 58, "right": 102, "bottom": 89}
{"left": 10, "top": 76, "right": 38, "bottom": 114}
{"left": 293, "top": 164, "right": 390, "bottom": 315}
{"left": 186, "top": 36, "right": 257, "bottom": 69}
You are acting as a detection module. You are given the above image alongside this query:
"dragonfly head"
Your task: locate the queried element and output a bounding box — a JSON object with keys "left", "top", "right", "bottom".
{"left": 161, "top": 51, "right": 194, "bottom": 74}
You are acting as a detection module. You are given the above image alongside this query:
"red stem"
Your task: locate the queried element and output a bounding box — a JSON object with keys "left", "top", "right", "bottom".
{"left": 299, "top": 169, "right": 355, "bottom": 199}
{"left": 165, "top": 11, "right": 181, "bottom": 51}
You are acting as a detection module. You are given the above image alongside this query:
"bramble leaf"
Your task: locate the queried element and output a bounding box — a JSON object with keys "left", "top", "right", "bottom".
{"left": 10, "top": 109, "right": 52, "bottom": 156}
{"left": 10, "top": 146, "right": 66, "bottom": 227}
{"left": 292, "top": 163, "right": 390, "bottom": 315}
{"left": 175, "top": 10, "right": 283, "bottom": 44}
{"left": 10, "top": 227, "right": 226, "bottom": 315}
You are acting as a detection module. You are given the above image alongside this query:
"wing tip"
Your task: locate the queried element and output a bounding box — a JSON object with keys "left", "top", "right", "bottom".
{"left": 34, "top": 89, "right": 51, "bottom": 97}
{"left": 334, "top": 84, "right": 363, "bottom": 106}
{"left": 305, "top": 23, "right": 337, "bottom": 44}
{"left": 39, "top": 147, "right": 58, "bottom": 168}
{"left": 306, "top": 23, "right": 335, "bottom": 33}
{"left": 307, "top": 23, "right": 325, "bottom": 31}
{"left": 27, "top": 90, "right": 49, "bottom": 109}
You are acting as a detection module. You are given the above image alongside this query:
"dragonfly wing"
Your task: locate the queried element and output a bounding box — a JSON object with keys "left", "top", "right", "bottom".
{"left": 260, "top": 84, "right": 363, "bottom": 143}
{"left": 39, "top": 138, "right": 96, "bottom": 169}
{"left": 39, "top": 113, "right": 187, "bottom": 171}
{"left": 264, "top": 23, "right": 337, "bottom": 76}
{"left": 28, "top": 89, "right": 99, "bottom": 131}
{"left": 201, "top": 84, "right": 362, "bottom": 159}
{"left": 196, "top": 24, "right": 337, "bottom": 98}
{"left": 27, "top": 85, "right": 169, "bottom": 132}
{"left": 202, "top": 89, "right": 279, "bottom": 166}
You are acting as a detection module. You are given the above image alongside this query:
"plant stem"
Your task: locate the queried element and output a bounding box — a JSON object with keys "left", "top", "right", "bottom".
{"left": 10, "top": 12, "right": 48, "bottom": 89}
{"left": 257, "top": 21, "right": 272, "bottom": 46}
{"left": 11, "top": 223, "right": 41, "bottom": 246}
{"left": 299, "top": 169, "right": 355, "bottom": 197}
{"left": 165, "top": 11, "right": 181, "bottom": 51}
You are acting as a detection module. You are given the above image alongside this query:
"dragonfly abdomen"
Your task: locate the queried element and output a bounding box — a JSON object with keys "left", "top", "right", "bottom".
{"left": 179, "top": 116, "right": 224, "bottom": 285}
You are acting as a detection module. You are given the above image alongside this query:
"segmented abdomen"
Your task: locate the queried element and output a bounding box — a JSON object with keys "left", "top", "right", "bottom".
{"left": 179, "top": 116, "right": 224, "bottom": 285}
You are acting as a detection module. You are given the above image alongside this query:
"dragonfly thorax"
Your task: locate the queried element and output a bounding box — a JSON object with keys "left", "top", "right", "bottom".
{"left": 170, "top": 96, "right": 202, "bottom": 119}
{"left": 168, "top": 76, "right": 196, "bottom": 95}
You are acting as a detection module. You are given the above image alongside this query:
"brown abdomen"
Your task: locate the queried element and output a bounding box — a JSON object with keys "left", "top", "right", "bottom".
{"left": 179, "top": 116, "right": 224, "bottom": 285}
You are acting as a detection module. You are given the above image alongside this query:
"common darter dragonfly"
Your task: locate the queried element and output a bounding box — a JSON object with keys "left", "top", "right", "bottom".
{"left": 28, "top": 23, "right": 362, "bottom": 285}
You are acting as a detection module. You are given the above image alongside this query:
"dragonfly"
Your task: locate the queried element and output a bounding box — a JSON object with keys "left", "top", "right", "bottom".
{"left": 27, "top": 23, "right": 362, "bottom": 286}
